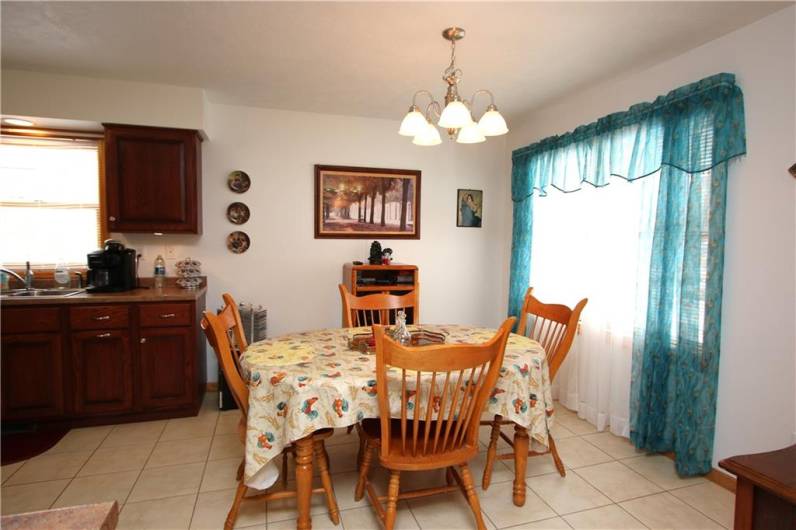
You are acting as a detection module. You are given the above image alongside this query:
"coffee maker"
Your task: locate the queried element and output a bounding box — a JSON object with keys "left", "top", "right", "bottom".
{"left": 86, "top": 240, "right": 137, "bottom": 292}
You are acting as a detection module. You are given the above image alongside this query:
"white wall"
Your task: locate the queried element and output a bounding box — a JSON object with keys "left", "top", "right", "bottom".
{"left": 2, "top": 69, "right": 205, "bottom": 130}
{"left": 505, "top": 7, "right": 796, "bottom": 465}
{"left": 118, "top": 102, "right": 508, "bottom": 381}
{"left": 1, "top": 68, "right": 509, "bottom": 385}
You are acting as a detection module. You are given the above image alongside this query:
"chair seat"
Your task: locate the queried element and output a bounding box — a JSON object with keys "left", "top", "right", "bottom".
{"left": 360, "top": 418, "right": 478, "bottom": 470}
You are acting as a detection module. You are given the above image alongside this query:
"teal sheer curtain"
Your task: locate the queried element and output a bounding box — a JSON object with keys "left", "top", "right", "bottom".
{"left": 509, "top": 73, "right": 746, "bottom": 474}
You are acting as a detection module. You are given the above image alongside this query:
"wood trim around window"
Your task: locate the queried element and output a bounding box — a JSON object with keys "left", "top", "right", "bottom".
{"left": 98, "top": 139, "right": 109, "bottom": 244}
{"left": 0, "top": 126, "right": 103, "bottom": 140}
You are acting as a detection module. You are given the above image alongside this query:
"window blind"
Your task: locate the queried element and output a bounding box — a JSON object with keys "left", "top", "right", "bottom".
{"left": 0, "top": 135, "right": 102, "bottom": 266}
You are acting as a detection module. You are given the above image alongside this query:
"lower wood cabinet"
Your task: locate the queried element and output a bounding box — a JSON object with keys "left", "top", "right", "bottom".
{"left": 139, "top": 327, "right": 194, "bottom": 410}
{"left": 1, "top": 333, "right": 64, "bottom": 421}
{"left": 1, "top": 295, "right": 206, "bottom": 426}
{"left": 71, "top": 329, "right": 134, "bottom": 415}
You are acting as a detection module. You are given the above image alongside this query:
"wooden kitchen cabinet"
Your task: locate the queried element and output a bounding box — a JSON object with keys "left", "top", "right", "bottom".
{"left": 1, "top": 333, "right": 64, "bottom": 421}
{"left": 71, "top": 329, "right": 134, "bottom": 415}
{"left": 1, "top": 285, "right": 206, "bottom": 427}
{"left": 139, "top": 327, "right": 194, "bottom": 410}
{"left": 104, "top": 124, "right": 203, "bottom": 234}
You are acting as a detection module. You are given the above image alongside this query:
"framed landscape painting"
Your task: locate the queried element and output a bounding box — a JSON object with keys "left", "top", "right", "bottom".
{"left": 457, "top": 189, "right": 483, "bottom": 227}
{"left": 314, "top": 165, "right": 421, "bottom": 239}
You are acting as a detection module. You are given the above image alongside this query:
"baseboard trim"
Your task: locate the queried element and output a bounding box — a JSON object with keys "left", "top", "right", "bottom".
{"left": 706, "top": 467, "right": 736, "bottom": 492}
{"left": 662, "top": 451, "right": 736, "bottom": 492}
{"left": 205, "top": 382, "right": 218, "bottom": 392}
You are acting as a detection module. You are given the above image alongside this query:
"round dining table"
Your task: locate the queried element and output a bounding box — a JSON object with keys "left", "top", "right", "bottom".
{"left": 240, "top": 324, "right": 555, "bottom": 529}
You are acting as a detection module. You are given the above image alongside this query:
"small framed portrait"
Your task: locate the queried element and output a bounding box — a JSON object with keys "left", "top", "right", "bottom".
{"left": 457, "top": 189, "right": 483, "bottom": 228}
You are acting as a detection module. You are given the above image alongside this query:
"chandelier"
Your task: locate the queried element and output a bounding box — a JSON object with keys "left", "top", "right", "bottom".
{"left": 399, "top": 27, "right": 508, "bottom": 146}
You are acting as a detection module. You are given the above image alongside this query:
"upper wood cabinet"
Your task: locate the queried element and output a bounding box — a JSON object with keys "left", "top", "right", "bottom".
{"left": 104, "top": 124, "right": 203, "bottom": 234}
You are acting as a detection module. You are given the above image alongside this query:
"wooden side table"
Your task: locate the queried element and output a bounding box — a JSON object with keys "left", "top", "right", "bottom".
{"left": 341, "top": 262, "right": 419, "bottom": 325}
{"left": 719, "top": 444, "right": 796, "bottom": 530}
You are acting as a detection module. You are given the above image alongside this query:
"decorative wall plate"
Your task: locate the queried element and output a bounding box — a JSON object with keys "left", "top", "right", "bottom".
{"left": 227, "top": 231, "right": 251, "bottom": 254}
{"left": 228, "top": 170, "right": 251, "bottom": 193}
{"left": 227, "top": 202, "right": 250, "bottom": 225}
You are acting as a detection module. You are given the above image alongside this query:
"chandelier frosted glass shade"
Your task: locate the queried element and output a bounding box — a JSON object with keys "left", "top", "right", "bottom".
{"left": 478, "top": 108, "right": 509, "bottom": 136}
{"left": 438, "top": 100, "right": 473, "bottom": 129}
{"left": 412, "top": 121, "right": 442, "bottom": 146}
{"left": 456, "top": 121, "right": 486, "bottom": 144}
{"left": 399, "top": 27, "right": 507, "bottom": 146}
{"left": 398, "top": 107, "right": 428, "bottom": 136}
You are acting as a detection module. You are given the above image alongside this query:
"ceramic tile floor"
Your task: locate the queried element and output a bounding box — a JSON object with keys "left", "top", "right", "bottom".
{"left": 1, "top": 397, "right": 735, "bottom": 529}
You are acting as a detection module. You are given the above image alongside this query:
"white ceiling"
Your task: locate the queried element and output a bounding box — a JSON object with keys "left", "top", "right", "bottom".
{"left": 1, "top": 2, "right": 788, "bottom": 122}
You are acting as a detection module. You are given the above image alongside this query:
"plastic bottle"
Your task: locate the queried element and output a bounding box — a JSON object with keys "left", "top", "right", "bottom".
{"left": 54, "top": 262, "right": 70, "bottom": 287}
{"left": 154, "top": 255, "right": 166, "bottom": 290}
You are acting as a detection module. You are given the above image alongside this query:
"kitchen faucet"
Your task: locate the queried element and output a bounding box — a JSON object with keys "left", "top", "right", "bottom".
{"left": 0, "top": 261, "right": 34, "bottom": 290}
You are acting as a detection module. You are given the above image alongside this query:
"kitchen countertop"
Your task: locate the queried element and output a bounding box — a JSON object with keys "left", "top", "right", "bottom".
{"left": 0, "top": 278, "right": 207, "bottom": 306}
{"left": 0, "top": 501, "right": 118, "bottom": 530}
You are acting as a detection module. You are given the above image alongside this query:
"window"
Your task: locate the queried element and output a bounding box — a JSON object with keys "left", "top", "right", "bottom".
{"left": 0, "top": 135, "right": 103, "bottom": 266}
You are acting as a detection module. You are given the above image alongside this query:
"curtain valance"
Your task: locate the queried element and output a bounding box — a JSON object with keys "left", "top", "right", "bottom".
{"left": 511, "top": 73, "right": 746, "bottom": 202}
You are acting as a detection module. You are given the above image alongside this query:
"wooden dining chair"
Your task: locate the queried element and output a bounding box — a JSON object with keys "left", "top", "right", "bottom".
{"left": 202, "top": 295, "right": 340, "bottom": 530}
{"left": 481, "top": 287, "right": 588, "bottom": 489}
{"left": 338, "top": 283, "right": 418, "bottom": 327}
{"left": 355, "top": 318, "right": 515, "bottom": 530}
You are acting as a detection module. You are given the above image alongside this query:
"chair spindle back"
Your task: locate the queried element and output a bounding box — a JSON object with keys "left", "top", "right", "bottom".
{"left": 372, "top": 318, "right": 515, "bottom": 459}
{"left": 339, "top": 284, "right": 418, "bottom": 327}
{"left": 201, "top": 298, "right": 249, "bottom": 417}
{"left": 517, "top": 287, "right": 588, "bottom": 380}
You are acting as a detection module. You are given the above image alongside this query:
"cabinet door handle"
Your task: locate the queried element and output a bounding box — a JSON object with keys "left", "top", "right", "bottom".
{"left": 94, "top": 315, "right": 111, "bottom": 321}
{"left": 109, "top": 216, "right": 116, "bottom": 222}
{"left": 160, "top": 313, "right": 176, "bottom": 319}
{"left": 140, "top": 338, "right": 147, "bottom": 344}
{"left": 96, "top": 332, "right": 112, "bottom": 338}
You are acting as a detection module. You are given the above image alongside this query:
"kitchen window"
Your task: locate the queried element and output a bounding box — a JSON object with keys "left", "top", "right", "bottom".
{"left": 0, "top": 134, "right": 104, "bottom": 267}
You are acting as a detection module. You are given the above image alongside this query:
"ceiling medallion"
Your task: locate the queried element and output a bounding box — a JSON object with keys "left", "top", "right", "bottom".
{"left": 399, "top": 27, "right": 508, "bottom": 146}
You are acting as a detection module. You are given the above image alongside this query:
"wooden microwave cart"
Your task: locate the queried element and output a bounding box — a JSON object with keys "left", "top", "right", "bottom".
{"left": 341, "top": 263, "right": 418, "bottom": 326}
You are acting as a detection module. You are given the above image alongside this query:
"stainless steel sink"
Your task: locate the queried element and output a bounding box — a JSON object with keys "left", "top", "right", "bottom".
{"left": 3, "top": 288, "right": 85, "bottom": 297}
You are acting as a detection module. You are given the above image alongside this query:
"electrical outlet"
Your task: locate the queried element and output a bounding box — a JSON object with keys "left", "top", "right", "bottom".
{"left": 165, "top": 245, "right": 177, "bottom": 260}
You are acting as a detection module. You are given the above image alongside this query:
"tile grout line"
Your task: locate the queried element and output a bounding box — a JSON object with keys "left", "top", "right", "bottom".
{"left": 568, "top": 459, "right": 664, "bottom": 503}
{"left": 562, "top": 466, "right": 652, "bottom": 529}
{"left": 498, "top": 515, "right": 575, "bottom": 530}
{"left": 662, "top": 488, "right": 732, "bottom": 529}
{"left": 2, "top": 460, "right": 25, "bottom": 485}
{"left": 614, "top": 502, "right": 653, "bottom": 530}
{"left": 517, "top": 429, "right": 653, "bottom": 528}
{"left": 188, "top": 405, "right": 223, "bottom": 529}
{"left": 118, "top": 420, "right": 170, "bottom": 510}
{"left": 553, "top": 426, "right": 729, "bottom": 528}
{"left": 47, "top": 425, "right": 115, "bottom": 510}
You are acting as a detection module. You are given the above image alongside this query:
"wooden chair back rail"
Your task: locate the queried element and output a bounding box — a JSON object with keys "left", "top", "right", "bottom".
{"left": 201, "top": 304, "right": 249, "bottom": 416}
{"left": 339, "top": 284, "right": 418, "bottom": 327}
{"left": 373, "top": 318, "right": 515, "bottom": 460}
{"left": 517, "top": 287, "right": 587, "bottom": 380}
{"left": 221, "top": 293, "right": 249, "bottom": 352}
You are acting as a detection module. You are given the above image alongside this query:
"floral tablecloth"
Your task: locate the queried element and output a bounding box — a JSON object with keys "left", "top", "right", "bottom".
{"left": 240, "top": 325, "right": 554, "bottom": 486}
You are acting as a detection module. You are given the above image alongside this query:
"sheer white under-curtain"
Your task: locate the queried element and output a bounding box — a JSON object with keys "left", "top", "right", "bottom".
{"left": 529, "top": 174, "right": 659, "bottom": 437}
